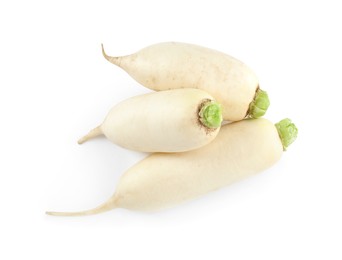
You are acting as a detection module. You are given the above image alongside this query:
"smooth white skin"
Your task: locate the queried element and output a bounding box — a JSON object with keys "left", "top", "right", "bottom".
{"left": 47, "top": 118, "right": 283, "bottom": 216}
{"left": 104, "top": 42, "right": 259, "bottom": 121}
{"left": 81, "top": 89, "right": 220, "bottom": 153}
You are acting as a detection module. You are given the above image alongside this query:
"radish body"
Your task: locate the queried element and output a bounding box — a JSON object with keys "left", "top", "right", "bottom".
{"left": 47, "top": 118, "right": 297, "bottom": 216}
{"left": 102, "top": 42, "right": 270, "bottom": 121}
{"left": 78, "top": 88, "right": 222, "bottom": 153}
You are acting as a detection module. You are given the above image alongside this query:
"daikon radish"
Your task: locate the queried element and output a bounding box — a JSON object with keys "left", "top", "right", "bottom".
{"left": 46, "top": 118, "right": 297, "bottom": 216}
{"left": 102, "top": 42, "right": 269, "bottom": 121}
{"left": 78, "top": 88, "right": 222, "bottom": 152}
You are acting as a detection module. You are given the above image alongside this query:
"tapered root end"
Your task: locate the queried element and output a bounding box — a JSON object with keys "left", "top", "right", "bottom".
{"left": 101, "top": 43, "right": 119, "bottom": 65}
{"left": 275, "top": 118, "right": 298, "bottom": 151}
{"left": 46, "top": 211, "right": 83, "bottom": 217}
{"left": 77, "top": 126, "right": 103, "bottom": 145}
{"left": 77, "top": 138, "right": 86, "bottom": 145}
{"left": 248, "top": 88, "right": 270, "bottom": 118}
{"left": 46, "top": 199, "right": 117, "bottom": 217}
{"left": 101, "top": 43, "right": 109, "bottom": 60}
{"left": 45, "top": 210, "right": 109, "bottom": 217}
{"left": 77, "top": 135, "right": 92, "bottom": 145}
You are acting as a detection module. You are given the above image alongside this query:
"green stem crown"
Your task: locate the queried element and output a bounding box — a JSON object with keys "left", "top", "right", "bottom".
{"left": 275, "top": 118, "right": 298, "bottom": 150}
{"left": 199, "top": 101, "right": 223, "bottom": 129}
{"left": 249, "top": 88, "right": 270, "bottom": 118}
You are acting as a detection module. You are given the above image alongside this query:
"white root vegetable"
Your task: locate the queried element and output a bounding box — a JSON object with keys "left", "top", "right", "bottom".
{"left": 101, "top": 42, "right": 270, "bottom": 121}
{"left": 78, "top": 88, "right": 222, "bottom": 153}
{"left": 46, "top": 118, "right": 297, "bottom": 216}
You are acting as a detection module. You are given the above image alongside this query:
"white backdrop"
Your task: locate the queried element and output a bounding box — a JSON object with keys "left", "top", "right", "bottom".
{"left": 1, "top": 0, "right": 341, "bottom": 259}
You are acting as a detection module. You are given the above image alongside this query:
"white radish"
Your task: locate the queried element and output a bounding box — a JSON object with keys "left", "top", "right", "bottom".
{"left": 46, "top": 118, "right": 297, "bottom": 216}
{"left": 101, "top": 42, "right": 270, "bottom": 121}
{"left": 78, "top": 88, "right": 222, "bottom": 153}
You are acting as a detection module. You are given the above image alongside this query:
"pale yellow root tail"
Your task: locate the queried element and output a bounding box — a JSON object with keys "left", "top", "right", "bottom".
{"left": 78, "top": 125, "right": 103, "bottom": 144}
{"left": 46, "top": 199, "right": 117, "bottom": 217}
{"left": 101, "top": 43, "right": 121, "bottom": 66}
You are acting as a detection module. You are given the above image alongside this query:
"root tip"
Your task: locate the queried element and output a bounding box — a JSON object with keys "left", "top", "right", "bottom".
{"left": 77, "top": 138, "right": 85, "bottom": 145}
{"left": 77, "top": 126, "right": 102, "bottom": 145}
{"left": 101, "top": 43, "right": 108, "bottom": 59}
{"left": 46, "top": 211, "right": 62, "bottom": 216}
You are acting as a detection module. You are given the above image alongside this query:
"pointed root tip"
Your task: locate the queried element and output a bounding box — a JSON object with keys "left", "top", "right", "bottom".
{"left": 46, "top": 211, "right": 90, "bottom": 217}
{"left": 45, "top": 199, "right": 117, "bottom": 217}
{"left": 101, "top": 43, "right": 109, "bottom": 60}
{"left": 77, "top": 133, "right": 92, "bottom": 145}
{"left": 77, "top": 137, "right": 86, "bottom": 145}
{"left": 46, "top": 211, "right": 69, "bottom": 217}
{"left": 77, "top": 126, "right": 102, "bottom": 145}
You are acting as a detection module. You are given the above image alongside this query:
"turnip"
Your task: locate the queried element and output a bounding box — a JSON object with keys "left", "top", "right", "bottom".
{"left": 101, "top": 42, "right": 270, "bottom": 121}
{"left": 77, "top": 88, "right": 222, "bottom": 152}
{"left": 46, "top": 118, "right": 297, "bottom": 216}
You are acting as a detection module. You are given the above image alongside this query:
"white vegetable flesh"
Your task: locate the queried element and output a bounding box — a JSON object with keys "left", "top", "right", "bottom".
{"left": 102, "top": 42, "right": 262, "bottom": 121}
{"left": 47, "top": 118, "right": 284, "bottom": 216}
{"left": 78, "top": 88, "right": 222, "bottom": 153}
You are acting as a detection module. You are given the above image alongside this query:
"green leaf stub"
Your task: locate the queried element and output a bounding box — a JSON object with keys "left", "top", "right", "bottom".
{"left": 249, "top": 89, "right": 270, "bottom": 118}
{"left": 275, "top": 118, "right": 298, "bottom": 150}
{"left": 199, "top": 101, "right": 223, "bottom": 129}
